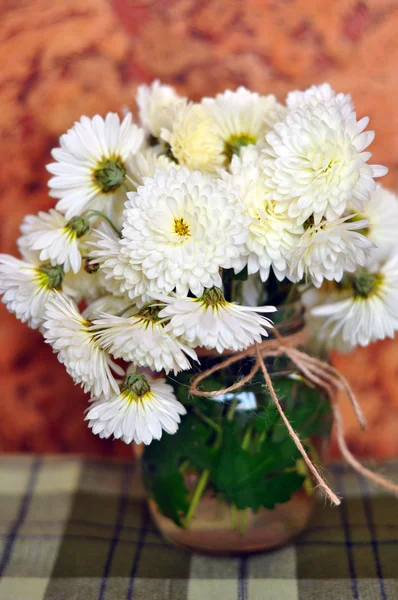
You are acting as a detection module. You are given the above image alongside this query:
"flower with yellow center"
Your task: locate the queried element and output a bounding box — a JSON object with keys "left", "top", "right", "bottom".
{"left": 347, "top": 184, "right": 398, "bottom": 263}
{"left": 18, "top": 209, "right": 90, "bottom": 273}
{"left": 219, "top": 146, "right": 303, "bottom": 282}
{"left": 43, "top": 292, "right": 123, "bottom": 398}
{"left": 289, "top": 216, "right": 372, "bottom": 288}
{"left": 160, "top": 102, "right": 224, "bottom": 172}
{"left": 122, "top": 167, "right": 249, "bottom": 297}
{"left": 262, "top": 101, "right": 388, "bottom": 225}
{"left": 0, "top": 254, "right": 65, "bottom": 328}
{"left": 91, "top": 303, "right": 198, "bottom": 374}
{"left": 202, "top": 87, "right": 286, "bottom": 163}
{"left": 47, "top": 113, "right": 144, "bottom": 219}
{"left": 86, "top": 371, "right": 186, "bottom": 445}
{"left": 311, "top": 253, "right": 398, "bottom": 348}
{"left": 158, "top": 286, "right": 276, "bottom": 353}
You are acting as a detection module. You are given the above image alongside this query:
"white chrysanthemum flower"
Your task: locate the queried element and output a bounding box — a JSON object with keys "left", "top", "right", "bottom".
{"left": 348, "top": 184, "right": 398, "bottom": 261}
{"left": 160, "top": 102, "right": 224, "bottom": 172}
{"left": 289, "top": 216, "right": 372, "bottom": 287}
{"left": 158, "top": 287, "right": 276, "bottom": 353}
{"left": 286, "top": 83, "right": 353, "bottom": 119}
{"left": 88, "top": 227, "right": 150, "bottom": 303}
{"left": 220, "top": 147, "right": 303, "bottom": 281}
{"left": 122, "top": 167, "right": 249, "bottom": 297}
{"left": 0, "top": 255, "right": 64, "bottom": 328}
{"left": 47, "top": 113, "right": 144, "bottom": 219}
{"left": 92, "top": 305, "right": 198, "bottom": 374}
{"left": 136, "top": 80, "right": 184, "bottom": 138}
{"left": 86, "top": 371, "right": 186, "bottom": 445}
{"left": 43, "top": 293, "right": 123, "bottom": 398}
{"left": 126, "top": 147, "right": 176, "bottom": 189}
{"left": 263, "top": 102, "right": 388, "bottom": 225}
{"left": 311, "top": 254, "right": 398, "bottom": 348}
{"left": 18, "top": 209, "right": 90, "bottom": 274}
{"left": 302, "top": 284, "right": 354, "bottom": 353}
{"left": 202, "top": 87, "right": 286, "bottom": 162}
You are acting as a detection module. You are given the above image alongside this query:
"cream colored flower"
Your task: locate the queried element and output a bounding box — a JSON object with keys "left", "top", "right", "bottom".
{"left": 220, "top": 147, "right": 303, "bottom": 281}
{"left": 160, "top": 102, "right": 224, "bottom": 172}
{"left": 202, "top": 87, "right": 286, "bottom": 162}
{"left": 136, "top": 80, "right": 184, "bottom": 138}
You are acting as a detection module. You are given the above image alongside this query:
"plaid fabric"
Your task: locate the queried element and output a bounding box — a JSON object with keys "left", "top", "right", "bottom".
{"left": 0, "top": 457, "right": 397, "bottom": 600}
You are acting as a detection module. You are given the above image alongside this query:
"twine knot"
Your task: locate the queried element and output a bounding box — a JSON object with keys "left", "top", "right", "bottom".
{"left": 189, "top": 328, "right": 398, "bottom": 505}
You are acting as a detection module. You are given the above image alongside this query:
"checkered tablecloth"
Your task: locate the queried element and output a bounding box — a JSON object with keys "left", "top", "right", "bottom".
{"left": 0, "top": 457, "right": 397, "bottom": 600}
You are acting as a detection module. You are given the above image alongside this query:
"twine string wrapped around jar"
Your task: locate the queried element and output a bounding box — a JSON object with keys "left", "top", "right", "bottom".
{"left": 189, "top": 327, "right": 398, "bottom": 505}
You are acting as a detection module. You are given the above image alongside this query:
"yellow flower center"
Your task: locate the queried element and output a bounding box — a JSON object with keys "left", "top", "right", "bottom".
{"left": 174, "top": 217, "right": 190, "bottom": 237}
{"left": 122, "top": 389, "right": 154, "bottom": 405}
{"left": 35, "top": 264, "right": 64, "bottom": 291}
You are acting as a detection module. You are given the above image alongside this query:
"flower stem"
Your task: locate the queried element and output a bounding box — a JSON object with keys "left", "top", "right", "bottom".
{"left": 85, "top": 210, "right": 122, "bottom": 238}
{"left": 241, "top": 424, "right": 252, "bottom": 450}
{"left": 183, "top": 469, "right": 210, "bottom": 529}
{"left": 226, "top": 398, "right": 239, "bottom": 421}
{"left": 194, "top": 409, "right": 222, "bottom": 433}
{"left": 179, "top": 460, "right": 190, "bottom": 474}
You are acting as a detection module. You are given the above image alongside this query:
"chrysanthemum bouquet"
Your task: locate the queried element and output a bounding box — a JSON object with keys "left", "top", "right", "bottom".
{"left": 2, "top": 81, "right": 397, "bottom": 549}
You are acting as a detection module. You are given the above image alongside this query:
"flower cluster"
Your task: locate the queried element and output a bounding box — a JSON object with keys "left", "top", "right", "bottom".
{"left": 1, "top": 81, "right": 395, "bottom": 446}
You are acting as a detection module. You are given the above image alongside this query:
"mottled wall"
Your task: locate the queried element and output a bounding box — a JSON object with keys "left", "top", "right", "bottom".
{"left": 1, "top": 0, "right": 398, "bottom": 456}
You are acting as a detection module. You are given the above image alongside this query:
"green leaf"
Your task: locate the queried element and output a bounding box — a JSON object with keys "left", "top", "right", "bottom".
{"left": 149, "top": 471, "right": 189, "bottom": 526}
{"left": 141, "top": 414, "right": 215, "bottom": 525}
{"left": 211, "top": 422, "right": 303, "bottom": 511}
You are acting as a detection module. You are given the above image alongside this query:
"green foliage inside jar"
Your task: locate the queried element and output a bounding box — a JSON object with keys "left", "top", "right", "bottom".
{"left": 142, "top": 371, "right": 332, "bottom": 530}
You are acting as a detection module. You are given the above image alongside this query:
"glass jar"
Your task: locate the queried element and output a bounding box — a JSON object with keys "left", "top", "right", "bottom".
{"left": 141, "top": 308, "right": 333, "bottom": 555}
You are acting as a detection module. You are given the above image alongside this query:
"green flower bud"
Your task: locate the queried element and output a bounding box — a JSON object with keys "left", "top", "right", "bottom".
{"left": 201, "top": 286, "right": 226, "bottom": 307}
{"left": 38, "top": 263, "right": 64, "bottom": 290}
{"left": 66, "top": 216, "right": 90, "bottom": 238}
{"left": 121, "top": 373, "right": 151, "bottom": 398}
{"left": 353, "top": 270, "right": 381, "bottom": 298}
{"left": 93, "top": 157, "right": 126, "bottom": 193}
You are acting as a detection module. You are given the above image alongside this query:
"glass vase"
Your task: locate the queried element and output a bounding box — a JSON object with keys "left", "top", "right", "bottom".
{"left": 141, "top": 312, "right": 333, "bottom": 555}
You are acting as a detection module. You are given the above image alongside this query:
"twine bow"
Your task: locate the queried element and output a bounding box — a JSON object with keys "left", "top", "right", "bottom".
{"left": 189, "top": 328, "right": 398, "bottom": 505}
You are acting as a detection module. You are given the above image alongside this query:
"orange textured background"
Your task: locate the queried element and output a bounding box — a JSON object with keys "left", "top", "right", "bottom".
{"left": 1, "top": 0, "right": 398, "bottom": 457}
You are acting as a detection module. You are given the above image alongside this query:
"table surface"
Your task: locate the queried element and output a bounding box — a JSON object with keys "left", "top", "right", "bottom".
{"left": 0, "top": 456, "right": 397, "bottom": 600}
